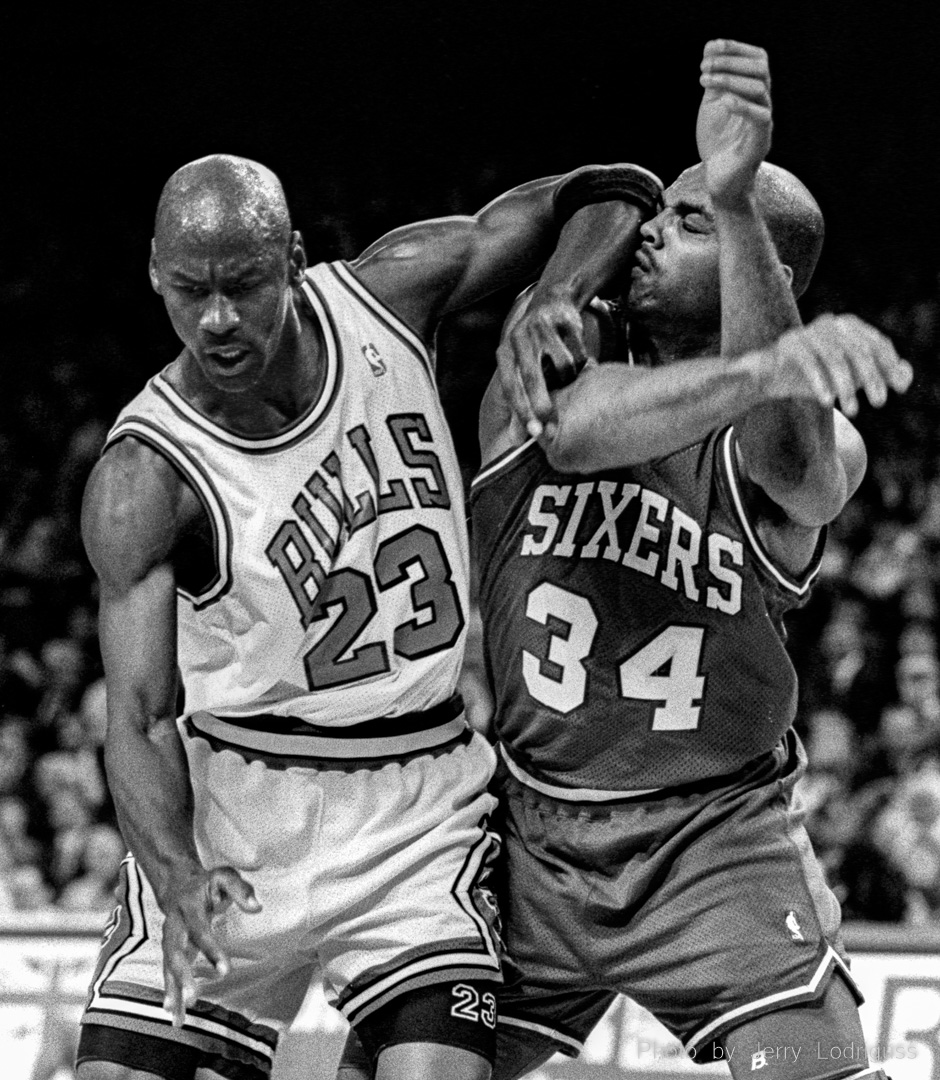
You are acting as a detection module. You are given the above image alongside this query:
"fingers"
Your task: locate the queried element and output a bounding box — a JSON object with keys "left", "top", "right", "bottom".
{"left": 160, "top": 869, "right": 261, "bottom": 1029}
{"left": 699, "top": 73, "right": 770, "bottom": 106}
{"left": 162, "top": 916, "right": 199, "bottom": 1027}
{"left": 791, "top": 314, "right": 913, "bottom": 416}
{"left": 498, "top": 299, "right": 587, "bottom": 439}
{"left": 701, "top": 40, "right": 769, "bottom": 98}
{"left": 496, "top": 339, "right": 543, "bottom": 438}
{"left": 702, "top": 39, "right": 768, "bottom": 63}
{"left": 209, "top": 867, "right": 262, "bottom": 915}
{"left": 833, "top": 316, "right": 914, "bottom": 407}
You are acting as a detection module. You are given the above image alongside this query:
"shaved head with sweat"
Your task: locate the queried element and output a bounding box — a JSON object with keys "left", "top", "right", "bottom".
{"left": 626, "top": 160, "right": 824, "bottom": 360}
{"left": 149, "top": 154, "right": 310, "bottom": 401}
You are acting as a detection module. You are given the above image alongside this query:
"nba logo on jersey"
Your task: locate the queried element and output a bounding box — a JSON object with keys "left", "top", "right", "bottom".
{"left": 362, "top": 342, "right": 386, "bottom": 376}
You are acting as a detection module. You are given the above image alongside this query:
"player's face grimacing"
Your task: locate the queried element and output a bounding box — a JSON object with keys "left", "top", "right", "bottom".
{"left": 626, "top": 164, "right": 721, "bottom": 333}
{"left": 152, "top": 230, "right": 298, "bottom": 393}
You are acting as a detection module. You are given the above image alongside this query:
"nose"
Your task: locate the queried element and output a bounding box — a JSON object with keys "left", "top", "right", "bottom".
{"left": 640, "top": 210, "right": 666, "bottom": 248}
{"left": 199, "top": 292, "right": 240, "bottom": 336}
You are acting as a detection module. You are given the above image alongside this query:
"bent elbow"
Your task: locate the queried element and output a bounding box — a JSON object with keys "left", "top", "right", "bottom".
{"left": 542, "top": 420, "right": 611, "bottom": 474}
{"left": 775, "top": 467, "right": 849, "bottom": 528}
{"left": 543, "top": 436, "right": 587, "bottom": 475}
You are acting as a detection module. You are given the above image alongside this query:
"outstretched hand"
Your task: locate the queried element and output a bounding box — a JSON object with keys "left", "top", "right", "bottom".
{"left": 697, "top": 39, "right": 773, "bottom": 206}
{"left": 161, "top": 866, "right": 261, "bottom": 1027}
{"left": 496, "top": 287, "right": 588, "bottom": 440}
{"left": 759, "top": 314, "right": 914, "bottom": 416}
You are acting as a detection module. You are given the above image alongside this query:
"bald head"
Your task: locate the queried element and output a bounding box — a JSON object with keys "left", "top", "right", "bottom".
{"left": 153, "top": 154, "right": 292, "bottom": 258}
{"left": 752, "top": 162, "right": 824, "bottom": 298}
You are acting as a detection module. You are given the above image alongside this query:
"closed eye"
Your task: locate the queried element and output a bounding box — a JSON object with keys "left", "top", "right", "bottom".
{"left": 682, "top": 213, "right": 711, "bottom": 233}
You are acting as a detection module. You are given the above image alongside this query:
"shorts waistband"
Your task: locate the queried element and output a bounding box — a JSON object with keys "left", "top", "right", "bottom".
{"left": 499, "top": 743, "right": 661, "bottom": 802}
{"left": 498, "top": 739, "right": 783, "bottom": 805}
{"left": 186, "top": 694, "right": 467, "bottom": 762}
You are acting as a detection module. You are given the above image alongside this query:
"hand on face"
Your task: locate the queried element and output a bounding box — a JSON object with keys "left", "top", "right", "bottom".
{"left": 696, "top": 39, "right": 773, "bottom": 207}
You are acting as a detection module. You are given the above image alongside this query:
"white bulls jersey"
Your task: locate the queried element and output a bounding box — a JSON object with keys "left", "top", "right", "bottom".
{"left": 105, "top": 261, "right": 470, "bottom": 757}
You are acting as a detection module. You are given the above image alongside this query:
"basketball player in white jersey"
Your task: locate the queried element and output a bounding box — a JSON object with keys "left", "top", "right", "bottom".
{"left": 75, "top": 154, "right": 664, "bottom": 1080}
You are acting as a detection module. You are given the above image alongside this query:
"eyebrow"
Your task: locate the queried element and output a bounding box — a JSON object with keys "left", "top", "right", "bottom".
{"left": 169, "top": 267, "right": 262, "bottom": 285}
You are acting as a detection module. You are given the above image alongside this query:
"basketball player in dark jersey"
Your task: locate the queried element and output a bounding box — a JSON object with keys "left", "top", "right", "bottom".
{"left": 469, "top": 39, "right": 912, "bottom": 1080}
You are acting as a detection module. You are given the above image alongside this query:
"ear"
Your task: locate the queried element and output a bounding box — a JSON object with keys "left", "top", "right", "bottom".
{"left": 288, "top": 230, "right": 307, "bottom": 285}
{"left": 781, "top": 263, "right": 794, "bottom": 288}
{"left": 149, "top": 239, "right": 162, "bottom": 295}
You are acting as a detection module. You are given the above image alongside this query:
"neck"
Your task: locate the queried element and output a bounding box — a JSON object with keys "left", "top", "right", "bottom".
{"left": 175, "top": 292, "right": 326, "bottom": 436}
{"left": 629, "top": 320, "right": 721, "bottom": 366}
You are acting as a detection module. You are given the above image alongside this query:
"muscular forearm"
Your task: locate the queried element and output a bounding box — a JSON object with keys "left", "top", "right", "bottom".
{"left": 716, "top": 195, "right": 840, "bottom": 519}
{"left": 546, "top": 352, "right": 764, "bottom": 472}
{"left": 528, "top": 200, "right": 646, "bottom": 310}
{"left": 105, "top": 715, "right": 202, "bottom": 902}
{"left": 356, "top": 164, "right": 660, "bottom": 337}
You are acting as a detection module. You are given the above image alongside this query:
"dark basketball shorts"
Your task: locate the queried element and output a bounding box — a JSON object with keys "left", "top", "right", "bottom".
{"left": 493, "top": 730, "right": 862, "bottom": 1063}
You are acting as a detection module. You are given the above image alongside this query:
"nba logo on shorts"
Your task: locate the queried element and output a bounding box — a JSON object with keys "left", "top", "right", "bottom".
{"left": 785, "top": 910, "right": 804, "bottom": 942}
{"left": 362, "top": 343, "right": 386, "bottom": 376}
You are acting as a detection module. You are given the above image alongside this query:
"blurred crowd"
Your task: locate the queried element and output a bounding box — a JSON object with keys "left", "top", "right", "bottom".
{"left": 1, "top": 175, "right": 939, "bottom": 926}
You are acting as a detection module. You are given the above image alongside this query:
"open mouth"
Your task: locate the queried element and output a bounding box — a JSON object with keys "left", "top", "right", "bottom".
{"left": 206, "top": 346, "right": 250, "bottom": 370}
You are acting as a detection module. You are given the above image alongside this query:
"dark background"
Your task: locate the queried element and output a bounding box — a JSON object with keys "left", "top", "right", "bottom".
{"left": 4, "top": 0, "right": 939, "bottom": 475}
{"left": 4, "top": 1, "right": 939, "bottom": 352}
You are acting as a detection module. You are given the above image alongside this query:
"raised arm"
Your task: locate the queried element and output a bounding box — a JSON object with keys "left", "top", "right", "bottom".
{"left": 82, "top": 441, "right": 260, "bottom": 1024}
{"left": 351, "top": 164, "right": 662, "bottom": 342}
{"left": 698, "top": 40, "right": 906, "bottom": 546}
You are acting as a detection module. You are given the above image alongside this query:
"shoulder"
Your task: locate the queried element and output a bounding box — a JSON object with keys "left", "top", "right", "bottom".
{"left": 738, "top": 413, "right": 867, "bottom": 577}
{"left": 836, "top": 411, "right": 867, "bottom": 501}
{"left": 349, "top": 217, "right": 479, "bottom": 339}
{"left": 81, "top": 437, "right": 202, "bottom": 590}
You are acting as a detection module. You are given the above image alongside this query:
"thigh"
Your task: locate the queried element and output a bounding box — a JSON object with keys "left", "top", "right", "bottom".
{"left": 317, "top": 734, "right": 503, "bottom": 1030}
{"left": 488, "top": 786, "right": 619, "bottom": 1063}
{"left": 616, "top": 742, "right": 858, "bottom": 1059}
{"left": 722, "top": 972, "right": 870, "bottom": 1080}
{"left": 356, "top": 981, "right": 497, "bottom": 1077}
{"left": 493, "top": 739, "right": 861, "bottom": 1064}
{"left": 376, "top": 1043, "right": 490, "bottom": 1080}
{"left": 79, "top": 856, "right": 313, "bottom": 1080}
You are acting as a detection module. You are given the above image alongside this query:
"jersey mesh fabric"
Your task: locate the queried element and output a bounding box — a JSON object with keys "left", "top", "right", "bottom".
{"left": 470, "top": 428, "right": 820, "bottom": 792}
{"left": 105, "top": 261, "right": 469, "bottom": 728}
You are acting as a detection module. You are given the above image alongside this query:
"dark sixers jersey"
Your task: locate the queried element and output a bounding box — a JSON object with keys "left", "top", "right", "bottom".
{"left": 469, "top": 426, "right": 823, "bottom": 794}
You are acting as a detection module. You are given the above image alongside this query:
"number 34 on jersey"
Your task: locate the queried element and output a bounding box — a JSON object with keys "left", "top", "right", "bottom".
{"left": 524, "top": 582, "right": 707, "bottom": 731}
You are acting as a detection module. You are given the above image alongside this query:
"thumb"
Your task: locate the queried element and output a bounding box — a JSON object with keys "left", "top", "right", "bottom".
{"left": 208, "top": 868, "right": 262, "bottom": 914}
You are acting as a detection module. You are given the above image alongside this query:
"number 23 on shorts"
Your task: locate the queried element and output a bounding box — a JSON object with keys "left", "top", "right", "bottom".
{"left": 523, "top": 582, "right": 706, "bottom": 730}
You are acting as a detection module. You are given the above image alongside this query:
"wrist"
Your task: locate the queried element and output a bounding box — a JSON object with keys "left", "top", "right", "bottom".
{"left": 732, "top": 348, "right": 771, "bottom": 407}
{"left": 528, "top": 280, "right": 581, "bottom": 310}
{"left": 542, "top": 202, "right": 646, "bottom": 308}
{"left": 554, "top": 164, "right": 663, "bottom": 229}
{"left": 709, "top": 181, "right": 759, "bottom": 216}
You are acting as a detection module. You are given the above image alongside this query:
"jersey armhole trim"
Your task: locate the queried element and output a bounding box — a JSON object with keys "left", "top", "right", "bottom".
{"left": 327, "top": 261, "right": 435, "bottom": 382}
{"left": 718, "top": 427, "right": 824, "bottom": 597}
{"left": 104, "top": 418, "right": 233, "bottom": 609}
{"left": 470, "top": 438, "right": 539, "bottom": 495}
